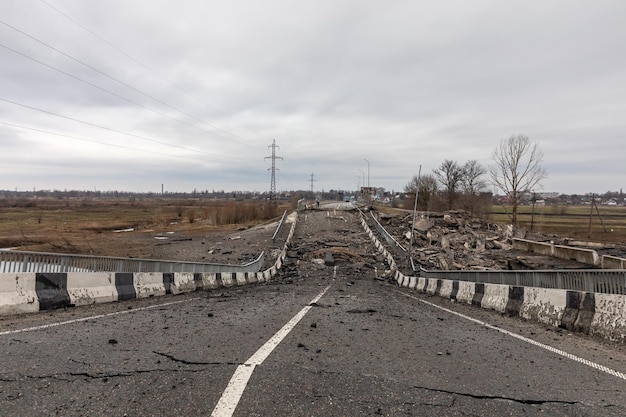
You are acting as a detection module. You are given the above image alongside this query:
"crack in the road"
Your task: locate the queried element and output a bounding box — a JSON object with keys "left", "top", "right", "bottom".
{"left": 293, "top": 365, "right": 596, "bottom": 409}
{"left": 0, "top": 365, "right": 228, "bottom": 383}
{"left": 0, "top": 369, "right": 193, "bottom": 382}
{"left": 1, "top": 354, "right": 242, "bottom": 382}
{"left": 412, "top": 384, "right": 580, "bottom": 406}
{"left": 152, "top": 350, "right": 240, "bottom": 366}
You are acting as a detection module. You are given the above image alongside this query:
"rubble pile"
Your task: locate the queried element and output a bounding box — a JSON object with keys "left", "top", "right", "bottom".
{"left": 375, "top": 210, "right": 584, "bottom": 271}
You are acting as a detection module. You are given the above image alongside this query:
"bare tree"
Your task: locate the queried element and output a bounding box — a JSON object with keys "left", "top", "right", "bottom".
{"left": 461, "top": 160, "right": 487, "bottom": 195}
{"left": 489, "top": 135, "right": 547, "bottom": 226}
{"left": 460, "top": 160, "right": 488, "bottom": 215}
{"left": 404, "top": 175, "right": 420, "bottom": 195}
{"left": 433, "top": 160, "right": 463, "bottom": 209}
{"left": 404, "top": 174, "right": 439, "bottom": 211}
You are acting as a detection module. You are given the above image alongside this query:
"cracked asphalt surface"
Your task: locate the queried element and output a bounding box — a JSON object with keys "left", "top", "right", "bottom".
{"left": 1, "top": 207, "right": 625, "bottom": 416}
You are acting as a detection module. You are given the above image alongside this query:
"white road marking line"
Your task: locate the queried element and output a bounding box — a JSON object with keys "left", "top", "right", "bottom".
{"left": 211, "top": 285, "right": 331, "bottom": 417}
{"left": 397, "top": 290, "right": 626, "bottom": 381}
{"left": 0, "top": 298, "right": 199, "bottom": 337}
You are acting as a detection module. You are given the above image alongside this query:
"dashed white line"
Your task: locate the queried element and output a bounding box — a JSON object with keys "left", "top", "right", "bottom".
{"left": 211, "top": 285, "right": 331, "bottom": 417}
{"left": 397, "top": 290, "right": 626, "bottom": 381}
{"left": 0, "top": 297, "right": 199, "bottom": 337}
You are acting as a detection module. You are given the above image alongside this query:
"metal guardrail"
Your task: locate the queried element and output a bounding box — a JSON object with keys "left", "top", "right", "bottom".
{"left": 369, "top": 212, "right": 407, "bottom": 254}
{"left": 0, "top": 249, "right": 265, "bottom": 274}
{"left": 420, "top": 268, "right": 626, "bottom": 295}
{"left": 272, "top": 210, "right": 288, "bottom": 244}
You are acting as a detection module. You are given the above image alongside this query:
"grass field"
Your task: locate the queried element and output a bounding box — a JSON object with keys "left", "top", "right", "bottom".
{"left": 489, "top": 204, "right": 626, "bottom": 243}
{"left": 0, "top": 196, "right": 291, "bottom": 254}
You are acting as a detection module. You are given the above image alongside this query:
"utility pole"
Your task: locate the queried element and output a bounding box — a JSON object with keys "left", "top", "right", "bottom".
{"left": 309, "top": 173, "right": 317, "bottom": 200}
{"left": 264, "top": 140, "right": 283, "bottom": 204}
{"left": 408, "top": 165, "right": 422, "bottom": 270}
{"left": 530, "top": 192, "right": 537, "bottom": 232}
{"left": 363, "top": 158, "right": 371, "bottom": 204}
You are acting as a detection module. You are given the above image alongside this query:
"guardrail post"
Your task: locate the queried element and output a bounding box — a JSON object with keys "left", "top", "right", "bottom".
{"left": 584, "top": 272, "right": 595, "bottom": 293}
{"left": 60, "top": 256, "right": 68, "bottom": 273}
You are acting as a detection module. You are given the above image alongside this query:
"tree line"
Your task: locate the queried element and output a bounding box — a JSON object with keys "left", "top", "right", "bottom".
{"left": 404, "top": 134, "right": 547, "bottom": 226}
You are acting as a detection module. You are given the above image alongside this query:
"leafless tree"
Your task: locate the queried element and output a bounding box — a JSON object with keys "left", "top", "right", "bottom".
{"left": 460, "top": 160, "right": 488, "bottom": 215}
{"left": 489, "top": 135, "right": 547, "bottom": 226}
{"left": 461, "top": 160, "right": 487, "bottom": 195}
{"left": 404, "top": 174, "right": 439, "bottom": 211}
{"left": 433, "top": 159, "right": 463, "bottom": 209}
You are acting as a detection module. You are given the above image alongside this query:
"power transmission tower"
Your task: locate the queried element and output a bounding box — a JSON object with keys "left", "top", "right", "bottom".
{"left": 265, "top": 139, "right": 283, "bottom": 203}
{"left": 309, "top": 173, "right": 317, "bottom": 197}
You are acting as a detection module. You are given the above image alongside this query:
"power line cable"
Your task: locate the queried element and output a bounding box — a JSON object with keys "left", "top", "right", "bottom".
{"left": 0, "top": 97, "right": 242, "bottom": 161}
{"left": 0, "top": 18, "right": 252, "bottom": 146}
{"left": 0, "top": 41, "right": 238, "bottom": 141}
{"left": 0, "top": 120, "right": 219, "bottom": 162}
{"left": 39, "top": 0, "right": 260, "bottom": 140}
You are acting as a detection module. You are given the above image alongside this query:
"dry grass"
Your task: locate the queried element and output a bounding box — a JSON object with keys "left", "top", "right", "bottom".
{"left": 0, "top": 196, "right": 289, "bottom": 255}
{"left": 490, "top": 204, "right": 626, "bottom": 243}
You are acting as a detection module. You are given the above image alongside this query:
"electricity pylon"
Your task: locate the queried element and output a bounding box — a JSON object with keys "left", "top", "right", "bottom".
{"left": 265, "top": 139, "right": 283, "bottom": 203}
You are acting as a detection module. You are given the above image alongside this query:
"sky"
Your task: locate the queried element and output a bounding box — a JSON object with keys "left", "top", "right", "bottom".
{"left": 1, "top": 0, "right": 625, "bottom": 195}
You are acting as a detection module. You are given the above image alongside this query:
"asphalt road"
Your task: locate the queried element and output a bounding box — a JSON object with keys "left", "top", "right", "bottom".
{"left": 1, "top": 210, "right": 625, "bottom": 416}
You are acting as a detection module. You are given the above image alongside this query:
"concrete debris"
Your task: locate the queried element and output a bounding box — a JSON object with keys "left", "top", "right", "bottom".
{"left": 413, "top": 218, "right": 434, "bottom": 232}
{"left": 376, "top": 209, "right": 594, "bottom": 271}
{"left": 324, "top": 250, "right": 335, "bottom": 266}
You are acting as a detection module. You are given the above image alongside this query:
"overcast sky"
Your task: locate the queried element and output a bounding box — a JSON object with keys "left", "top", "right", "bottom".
{"left": 1, "top": 0, "right": 625, "bottom": 195}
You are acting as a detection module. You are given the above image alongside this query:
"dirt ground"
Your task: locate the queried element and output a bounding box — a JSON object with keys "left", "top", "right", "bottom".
{"left": 2, "top": 218, "right": 285, "bottom": 270}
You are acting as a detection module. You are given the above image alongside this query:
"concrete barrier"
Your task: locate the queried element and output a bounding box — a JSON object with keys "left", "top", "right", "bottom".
{"left": 513, "top": 238, "right": 609, "bottom": 268}
{"left": 425, "top": 278, "right": 438, "bottom": 295}
{"left": 36, "top": 273, "right": 72, "bottom": 311}
{"left": 134, "top": 272, "right": 167, "bottom": 298}
{"left": 67, "top": 272, "right": 117, "bottom": 306}
{"left": 592, "top": 294, "right": 626, "bottom": 342}
{"left": 603, "top": 255, "right": 625, "bottom": 269}
{"left": 481, "top": 283, "right": 509, "bottom": 313}
{"left": 553, "top": 244, "right": 600, "bottom": 266}
{"left": 405, "top": 274, "right": 413, "bottom": 288}
{"left": 0, "top": 273, "right": 39, "bottom": 315}
{"left": 520, "top": 287, "right": 566, "bottom": 328}
{"left": 455, "top": 281, "right": 475, "bottom": 304}
{"left": 505, "top": 286, "right": 524, "bottom": 317}
{"left": 169, "top": 272, "right": 196, "bottom": 294}
{"left": 438, "top": 279, "right": 454, "bottom": 298}
{"left": 513, "top": 238, "right": 553, "bottom": 255}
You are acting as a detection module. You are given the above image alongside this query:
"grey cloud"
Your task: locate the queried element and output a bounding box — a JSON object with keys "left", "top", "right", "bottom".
{"left": 0, "top": 0, "right": 624, "bottom": 195}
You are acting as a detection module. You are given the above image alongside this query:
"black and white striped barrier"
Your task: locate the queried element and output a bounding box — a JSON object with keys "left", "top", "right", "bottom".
{"left": 0, "top": 213, "right": 299, "bottom": 317}
{"left": 360, "top": 216, "right": 626, "bottom": 343}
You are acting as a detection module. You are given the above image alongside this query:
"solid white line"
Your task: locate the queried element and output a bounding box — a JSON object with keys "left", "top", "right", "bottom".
{"left": 0, "top": 297, "right": 199, "bottom": 337}
{"left": 397, "top": 290, "right": 626, "bottom": 381}
{"left": 211, "top": 285, "right": 331, "bottom": 417}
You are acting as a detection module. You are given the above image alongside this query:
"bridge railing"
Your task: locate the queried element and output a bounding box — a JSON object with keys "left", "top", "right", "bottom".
{"left": 0, "top": 249, "right": 265, "bottom": 274}
{"left": 368, "top": 211, "right": 407, "bottom": 254}
{"left": 419, "top": 268, "right": 626, "bottom": 295}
